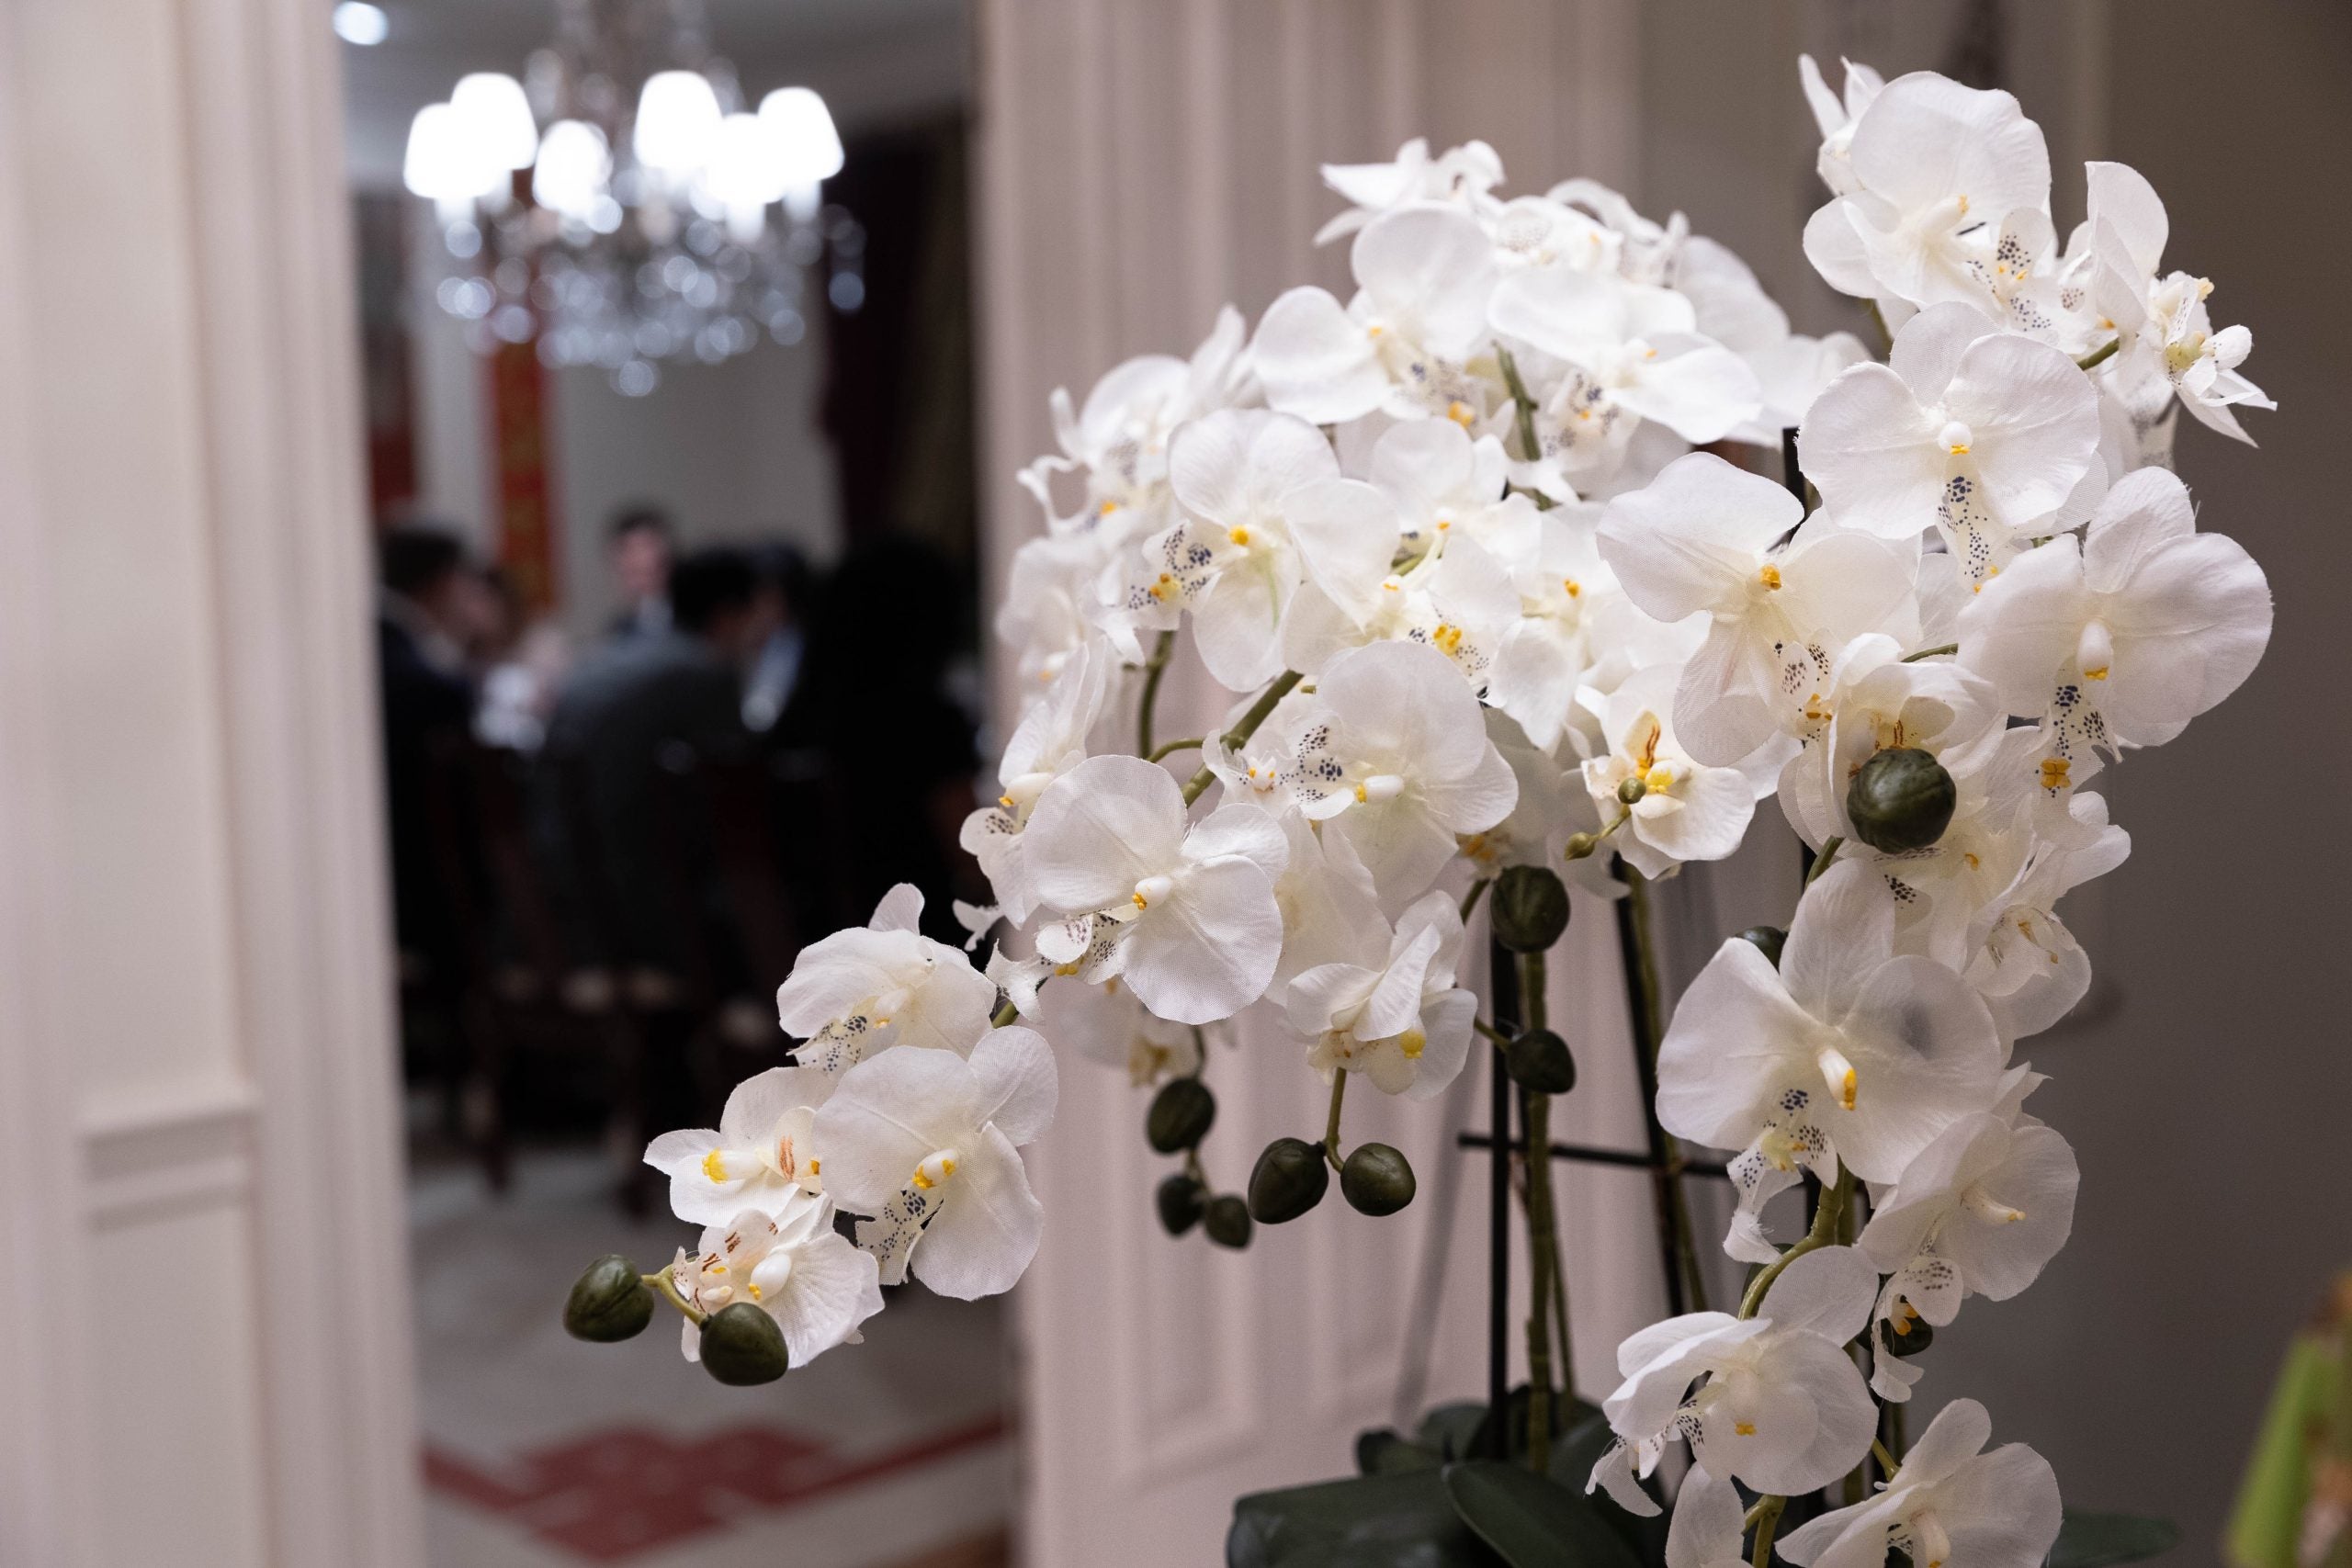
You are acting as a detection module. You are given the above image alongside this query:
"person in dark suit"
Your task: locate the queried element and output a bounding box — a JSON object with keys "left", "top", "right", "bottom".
{"left": 376, "top": 525, "right": 478, "bottom": 981}
{"left": 604, "top": 504, "right": 676, "bottom": 641}
{"left": 538, "top": 547, "right": 765, "bottom": 974}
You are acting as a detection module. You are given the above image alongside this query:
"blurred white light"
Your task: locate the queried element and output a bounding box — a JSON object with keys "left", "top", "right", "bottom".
{"left": 532, "top": 119, "right": 610, "bottom": 221}
{"left": 332, "top": 2, "right": 388, "bottom": 46}
{"left": 757, "top": 86, "right": 843, "bottom": 197}
{"left": 701, "top": 112, "right": 788, "bottom": 242}
{"left": 635, "top": 71, "right": 722, "bottom": 175}
{"left": 403, "top": 102, "right": 504, "bottom": 209}
{"left": 452, "top": 73, "right": 537, "bottom": 171}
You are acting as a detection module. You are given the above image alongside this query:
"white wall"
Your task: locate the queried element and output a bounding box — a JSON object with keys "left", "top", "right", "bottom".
{"left": 0, "top": 0, "right": 422, "bottom": 1562}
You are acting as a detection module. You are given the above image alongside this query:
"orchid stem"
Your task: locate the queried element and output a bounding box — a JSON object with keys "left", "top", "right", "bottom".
{"left": 642, "top": 1267, "right": 707, "bottom": 1327}
{"left": 1147, "top": 735, "right": 1204, "bottom": 761}
{"left": 1181, "top": 671, "right": 1303, "bottom": 806}
{"left": 1136, "top": 629, "right": 1175, "bottom": 756}
{"left": 1474, "top": 1016, "right": 1511, "bottom": 1048}
{"left": 1900, "top": 642, "right": 1958, "bottom": 663}
{"left": 1323, "top": 1069, "right": 1348, "bottom": 1171}
{"left": 1806, "top": 835, "right": 1844, "bottom": 886}
{"left": 1496, "top": 345, "right": 1556, "bottom": 510}
{"left": 1873, "top": 1437, "right": 1899, "bottom": 1475}
{"left": 1461, "top": 876, "right": 1491, "bottom": 923}
{"left": 1625, "top": 869, "right": 1710, "bottom": 1313}
{"left": 1740, "top": 1168, "right": 1853, "bottom": 1318}
{"left": 1748, "top": 1493, "right": 1788, "bottom": 1568}
{"left": 2077, "top": 337, "right": 2120, "bottom": 371}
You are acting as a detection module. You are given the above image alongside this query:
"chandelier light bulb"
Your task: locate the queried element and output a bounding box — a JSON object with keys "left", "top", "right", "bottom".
{"left": 331, "top": 2, "right": 388, "bottom": 46}
{"left": 757, "top": 86, "right": 843, "bottom": 190}
{"left": 702, "top": 112, "right": 788, "bottom": 241}
{"left": 402, "top": 102, "right": 503, "bottom": 217}
{"left": 451, "top": 73, "right": 538, "bottom": 172}
{"left": 635, "top": 70, "right": 723, "bottom": 176}
{"left": 533, "top": 118, "right": 611, "bottom": 221}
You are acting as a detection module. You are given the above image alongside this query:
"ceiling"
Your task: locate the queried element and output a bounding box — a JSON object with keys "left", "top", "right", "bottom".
{"left": 339, "top": 0, "right": 971, "bottom": 188}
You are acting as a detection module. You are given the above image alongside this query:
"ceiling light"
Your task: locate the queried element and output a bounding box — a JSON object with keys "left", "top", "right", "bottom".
{"left": 332, "top": 2, "right": 388, "bottom": 46}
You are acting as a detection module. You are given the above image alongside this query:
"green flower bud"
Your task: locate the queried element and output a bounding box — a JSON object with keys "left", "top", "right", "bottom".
{"left": 1155, "top": 1172, "right": 1206, "bottom": 1236}
{"left": 1616, "top": 775, "right": 1647, "bottom": 806}
{"left": 1846, "top": 747, "right": 1956, "bottom": 853}
{"left": 1204, "top": 1194, "right": 1253, "bottom": 1248}
{"left": 1247, "top": 1136, "right": 1330, "bottom": 1224}
{"left": 563, "top": 1254, "right": 655, "bottom": 1343}
{"left": 1504, "top": 1028, "right": 1577, "bottom": 1094}
{"left": 1340, "top": 1143, "right": 1417, "bottom": 1215}
{"left": 1145, "top": 1077, "right": 1216, "bottom": 1154}
{"left": 1563, "top": 831, "right": 1599, "bottom": 863}
{"left": 1878, "top": 1300, "right": 1934, "bottom": 1358}
{"left": 1490, "top": 864, "right": 1570, "bottom": 953}
{"left": 698, "top": 1301, "right": 790, "bottom": 1385}
{"left": 1736, "top": 924, "right": 1788, "bottom": 969}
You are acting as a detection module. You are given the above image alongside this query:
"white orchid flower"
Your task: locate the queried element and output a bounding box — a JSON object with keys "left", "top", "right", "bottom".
{"left": 1658, "top": 860, "right": 2005, "bottom": 1187}
{"left": 1125, "top": 409, "right": 1396, "bottom": 692}
{"left": 1281, "top": 525, "right": 1519, "bottom": 689}
{"left": 644, "top": 1066, "right": 832, "bottom": 1225}
{"left": 671, "top": 1193, "right": 884, "bottom": 1370}
{"left": 1801, "top": 72, "right": 2051, "bottom": 315}
{"left": 1958, "top": 466, "right": 2270, "bottom": 753}
{"left": 1779, "top": 1399, "right": 2063, "bottom": 1568}
{"left": 1487, "top": 194, "right": 1623, "bottom": 276}
{"left": 1261, "top": 801, "right": 1393, "bottom": 990}
{"left": 1599, "top": 453, "right": 1918, "bottom": 766}
{"left": 1798, "top": 54, "right": 1886, "bottom": 197}
{"left": 961, "top": 637, "right": 1118, "bottom": 922}
{"left": 1286, "top": 639, "right": 1519, "bottom": 908}
{"left": 1313, "top": 137, "right": 1504, "bottom": 246}
{"left": 1252, "top": 204, "right": 1500, "bottom": 426}
{"left": 1546, "top": 178, "right": 1690, "bottom": 287}
{"left": 1961, "top": 796, "right": 2129, "bottom": 1043}
{"left": 1488, "top": 268, "right": 1762, "bottom": 489}
{"left": 1799, "top": 307, "right": 2101, "bottom": 566}
{"left": 1365, "top": 416, "right": 1540, "bottom": 559}
{"left": 1487, "top": 504, "right": 1623, "bottom": 750}
{"left": 1669, "top": 233, "right": 1871, "bottom": 445}
{"left": 775, "top": 885, "right": 1001, "bottom": 1075}
{"left": 996, "top": 530, "right": 1116, "bottom": 688}
{"left": 1040, "top": 976, "right": 1204, "bottom": 1087}
{"left": 1775, "top": 632, "right": 2005, "bottom": 852}
{"left": 1284, "top": 889, "right": 1476, "bottom": 1100}
{"left": 1858, "top": 1111, "right": 2079, "bottom": 1335}
{"left": 1023, "top": 754, "right": 1289, "bottom": 1025}
{"left": 2081, "top": 161, "right": 2272, "bottom": 443}
{"left": 812, "top": 1024, "right": 1058, "bottom": 1300}
{"left": 1664, "top": 1465, "right": 1749, "bottom": 1568}
{"left": 1589, "top": 1246, "right": 1881, "bottom": 1515}
{"left": 1579, "top": 664, "right": 1786, "bottom": 881}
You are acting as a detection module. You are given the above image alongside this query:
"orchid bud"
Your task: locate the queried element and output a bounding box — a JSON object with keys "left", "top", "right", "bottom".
{"left": 1340, "top": 1143, "right": 1416, "bottom": 1215}
{"left": 1491, "top": 864, "right": 1570, "bottom": 953}
{"left": 1563, "top": 831, "right": 1600, "bottom": 862}
{"left": 1505, "top": 1028, "right": 1577, "bottom": 1094}
{"left": 1736, "top": 924, "right": 1787, "bottom": 968}
{"left": 1846, "top": 746, "right": 1955, "bottom": 852}
{"left": 1204, "top": 1194, "right": 1253, "bottom": 1249}
{"left": 698, "top": 1301, "right": 790, "bottom": 1385}
{"left": 563, "top": 1254, "right": 655, "bottom": 1343}
{"left": 1616, "top": 775, "right": 1647, "bottom": 806}
{"left": 1247, "top": 1136, "right": 1329, "bottom": 1224}
{"left": 1155, "top": 1172, "right": 1206, "bottom": 1236}
{"left": 1146, "top": 1077, "right": 1216, "bottom": 1154}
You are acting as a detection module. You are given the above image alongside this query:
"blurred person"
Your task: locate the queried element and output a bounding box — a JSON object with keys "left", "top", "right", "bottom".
{"left": 775, "top": 535, "right": 978, "bottom": 941}
{"left": 605, "top": 504, "right": 675, "bottom": 640}
{"left": 376, "top": 525, "right": 477, "bottom": 980}
{"left": 467, "top": 566, "right": 571, "bottom": 753}
{"left": 538, "top": 547, "right": 764, "bottom": 973}
{"left": 741, "top": 541, "right": 812, "bottom": 733}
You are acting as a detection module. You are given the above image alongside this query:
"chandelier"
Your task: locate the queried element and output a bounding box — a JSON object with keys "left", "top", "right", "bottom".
{"left": 400, "top": 0, "right": 860, "bottom": 395}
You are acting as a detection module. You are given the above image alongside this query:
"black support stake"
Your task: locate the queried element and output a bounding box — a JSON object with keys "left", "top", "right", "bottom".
{"left": 1485, "top": 934, "right": 1520, "bottom": 1459}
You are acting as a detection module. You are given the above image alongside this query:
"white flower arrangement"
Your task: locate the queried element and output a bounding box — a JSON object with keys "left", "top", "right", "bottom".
{"left": 564, "top": 53, "right": 2274, "bottom": 1565}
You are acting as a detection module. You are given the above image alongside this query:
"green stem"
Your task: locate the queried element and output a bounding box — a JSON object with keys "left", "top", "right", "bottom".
{"left": 1181, "top": 671, "right": 1304, "bottom": 806}
{"left": 1519, "top": 948, "right": 1559, "bottom": 1473}
{"left": 1322, "top": 1068, "right": 1348, "bottom": 1171}
{"left": 1899, "top": 642, "right": 1958, "bottom": 663}
{"left": 1806, "top": 835, "right": 1844, "bottom": 886}
{"left": 642, "top": 1267, "right": 707, "bottom": 1326}
{"left": 1136, "top": 629, "right": 1176, "bottom": 756}
{"left": 1496, "top": 345, "right": 1557, "bottom": 510}
{"left": 1873, "top": 1437, "right": 1898, "bottom": 1475}
{"left": 1740, "top": 1168, "right": 1853, "bottom": 1318}
{"left": 1147, "top": 735, "right": 1205, "bottom": 761}
{"left": 1473, "top": 1016, "right": 1512, "bottom": 1049}
{"left": 1749, "top": 1493, "right": 1788, "bottom": 1568}
{"left": 2077, "top": 336, "right": 2120, "bottom": 372}
{"left": 991, "top": 996, "right": 1020, "bottom": 1028}
{"left": 1460, "top": 876, "right": 1491, "bottom": 923}
{"left": 1625, "top": 870, "right": 1709, "bottom": 1313}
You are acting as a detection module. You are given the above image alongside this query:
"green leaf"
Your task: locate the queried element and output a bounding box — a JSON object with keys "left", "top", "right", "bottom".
{"left": 2047, "top": 1510, "right": 2181, "bottom": 1568}
{"left": 1228, "top": 1468, "right": 1503, "bottom": 1568}
{"left": 1442, "top": 1461, "right": 1647, "bottom": 1568}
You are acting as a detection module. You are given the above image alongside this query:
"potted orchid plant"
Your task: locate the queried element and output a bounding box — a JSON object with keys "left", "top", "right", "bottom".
{"left": 561, "top": 53, "right": 2273, "bottom": 1568}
